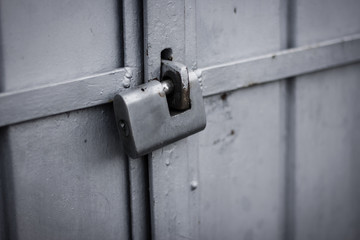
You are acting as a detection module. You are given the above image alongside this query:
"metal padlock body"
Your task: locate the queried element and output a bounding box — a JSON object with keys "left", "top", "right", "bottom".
{"left": 113, "top": 71, "right": 206, "bottom": 158}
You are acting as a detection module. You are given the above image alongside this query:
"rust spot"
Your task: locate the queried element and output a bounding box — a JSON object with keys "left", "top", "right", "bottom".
{"left": 233, "top": 7, "right": 237, "bottom": 14}
{"left": 220, "top": 93, "right": 228, "bottom": 101}
{"left": 84, "top": 139, "right": 87, "bottom": 143}
{"left": 213, "top": 139, "right": 220, "bottom": 145}
{"left": 246, "top": 82, "right": 258, "bottom": 87}
{"left": 230, "top": 130, "right": 235, "bottom": 135}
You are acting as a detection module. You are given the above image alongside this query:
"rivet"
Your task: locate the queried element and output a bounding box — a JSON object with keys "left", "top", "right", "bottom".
{"left": 194, "top": 69, "right": 203, "bottom": 90}
{"left": 123, "top": 78, "right": 130, "bottom": 88}
{"left": 194, "top": 69, "right": 202, "bottom": 79}
{"left": 125, "top": 67, "right": 133, "bottom": 78}
{"left": 123, "top": 68, "right": 132, "bottom": 88}
{"left": 190, "top": 180, "right": 198, "bottom": 190}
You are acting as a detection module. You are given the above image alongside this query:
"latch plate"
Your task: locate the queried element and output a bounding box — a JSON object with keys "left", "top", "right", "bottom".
{"left": 161, "top": 60, "right": 190, "bottom": 110}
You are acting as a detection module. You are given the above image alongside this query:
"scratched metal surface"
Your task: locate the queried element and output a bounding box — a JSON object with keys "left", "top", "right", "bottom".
{"left": 0, "top": 0, "right": 121, "bottom": 92}
{"left": 0, "top": 0, "right": 130, "bottom": 239}
{"left": 144, "top": 0, "right": 285, "bottom": 239}
{"left": 145, "top": 0, "right": 360, "bottom": 240}
{"left": 196, "top": 0, "right": 284, "bottom": 239}
{"left": 294, "top": 64, "right": 360, "bottom": 240}
{"left": 293, "top": 0, "right": 360, "bottom": 239}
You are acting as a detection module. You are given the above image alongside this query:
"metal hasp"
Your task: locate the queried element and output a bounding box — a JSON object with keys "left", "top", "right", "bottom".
{"left": 161, "top": 60, "right": 190, "bottom": 110}
{"left": 113, "top": 60, "right": 206, "bottom": 158}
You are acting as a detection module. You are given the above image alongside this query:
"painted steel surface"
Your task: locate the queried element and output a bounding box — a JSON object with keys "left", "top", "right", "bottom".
{"left": 0, "top": 0, "right": 131, "bottom": 239}
{"left": 1, "top": 34, "right": 359, "bottom": 127}
{"left": 1, "top": 0, "right": 359, "bottom": 239}
{"left": 144, "top": 0, "right": 360, "bottom": 240}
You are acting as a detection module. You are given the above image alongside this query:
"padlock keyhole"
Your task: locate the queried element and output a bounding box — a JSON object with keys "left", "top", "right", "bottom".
{"left": 118, "top": 120, "right": 129, "bottom": 137}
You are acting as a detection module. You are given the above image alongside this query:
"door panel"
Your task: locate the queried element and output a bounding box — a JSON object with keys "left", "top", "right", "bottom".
{"left": 197, "top": 1, "right": 284, "bottom": 239}
{"left": 145, "top": 0, "right": 360, "bottom": 239}
{"left": 294, "top": 64, "right": 360, "bottom": 240}
{"left": 199, "top": 83, "right": 283, "bottom": 239}
{"left": 0, "top": 0, "right": 121, "bottom": 91}
{"left": 293, "top": 1, "right": 360, "bottom": 239}
{"left": 144, "top": 0, "right": 286, "bottom": 239}
{"left": 196, "top": 0, "right": 282, "bottom": 67}
{"left": 294, "top": 0, "right": 360, "bottom": 46}
{"left": 3, "top": 106, "right": 129, "bottom": 240}
{"left": 0, "top": 0, "right": 130, "bottom": 239}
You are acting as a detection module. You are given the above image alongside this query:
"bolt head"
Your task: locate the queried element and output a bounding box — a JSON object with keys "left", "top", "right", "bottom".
{"left": 190, "top": 180, "right": 198, "bottom": 190}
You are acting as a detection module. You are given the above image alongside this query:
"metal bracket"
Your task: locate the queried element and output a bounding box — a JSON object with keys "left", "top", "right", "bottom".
{"left": 161, "top": 60, "right": 190, "bottom": 110}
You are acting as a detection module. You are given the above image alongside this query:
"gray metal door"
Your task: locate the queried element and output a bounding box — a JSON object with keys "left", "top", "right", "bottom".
{"left": 1, "top": 0, "right": 360, "bottom": 240}
{"left": 143, "top": 0, "right": 360, "bottom": 239}
{"left": 0, "top": 0, "right": 144, "bottom": 239}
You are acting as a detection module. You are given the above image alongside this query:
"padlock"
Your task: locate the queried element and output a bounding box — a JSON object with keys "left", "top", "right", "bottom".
{"left": 113, "top": 60, "right": 206, "bottom": 158}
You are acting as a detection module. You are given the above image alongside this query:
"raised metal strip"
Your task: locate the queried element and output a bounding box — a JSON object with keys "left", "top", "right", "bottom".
{"left": 1, "top": 34, "right": 359, "bottom": 127}
{"left": 0, "top": 68, "right": 132, "bottom": 127}
{"left": 200, "top": 33, "right": 360, "bottom": 96}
